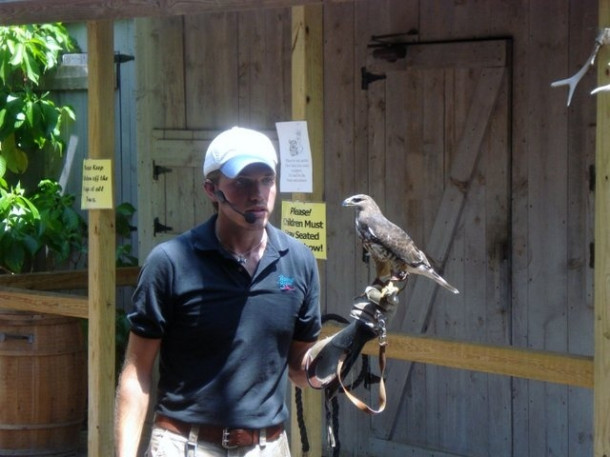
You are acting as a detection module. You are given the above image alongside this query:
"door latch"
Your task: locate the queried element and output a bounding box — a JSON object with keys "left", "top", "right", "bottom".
{"left": 154, "top": 217, "right": 173, "bottom": 236}
{"left": 361, "top": 66, "right": 386, "bottom": 90}
{"left": 153, "top": 162, "right": 172, "bottom": 180}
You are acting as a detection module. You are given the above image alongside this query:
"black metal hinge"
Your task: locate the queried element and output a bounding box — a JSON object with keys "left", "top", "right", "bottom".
{"left": 153, "top": 162, "right": 172, "bottom": 180}
{"left": 361, "top": 66, "right": 386, "bottom": 90}
{"left": 154, "top": 217, "right": 173, "bottom": 236}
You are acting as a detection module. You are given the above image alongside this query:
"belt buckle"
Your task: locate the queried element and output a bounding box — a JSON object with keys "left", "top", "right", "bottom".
{"left": 222, "top": 428, "right": 238, "bottom": 449}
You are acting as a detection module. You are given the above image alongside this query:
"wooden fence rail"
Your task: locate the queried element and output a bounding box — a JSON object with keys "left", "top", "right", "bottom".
{"left": 0, "top": 266, "right": 140, "bottom": 290}
{"left": 0, "top": 268, "right": 593, "bottom": 389}
{"left": 321, "top": 325, "right": 593, "bottom": 389}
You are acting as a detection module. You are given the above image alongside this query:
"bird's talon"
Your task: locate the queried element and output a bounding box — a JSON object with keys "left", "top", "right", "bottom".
{"left": 380, "top": 282, "right": 400, "bottom": 299}
{"left": 365, "top": 286, "right": 382, "bottom": 304}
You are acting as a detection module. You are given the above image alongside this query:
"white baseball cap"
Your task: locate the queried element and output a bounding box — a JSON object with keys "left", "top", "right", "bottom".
{"left": 203, "top": 126, "right": 278, "bottom": 178}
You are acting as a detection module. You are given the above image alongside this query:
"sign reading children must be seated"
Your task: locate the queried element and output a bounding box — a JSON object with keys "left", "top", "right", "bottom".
{"left": 281, "top": 200, "right": 326, "bottom": 260}
{"left": 81, "top": 159, "right": 114, "bottom": 210}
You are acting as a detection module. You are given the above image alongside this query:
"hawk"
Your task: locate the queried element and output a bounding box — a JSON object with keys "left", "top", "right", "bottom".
{"left": 342, "top": 194, "right": 459, "bottom": 295}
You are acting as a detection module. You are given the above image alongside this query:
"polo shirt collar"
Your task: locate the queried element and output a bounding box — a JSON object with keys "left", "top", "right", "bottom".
{"left": 191, "top": 215, "right": 288, "bottom": 260}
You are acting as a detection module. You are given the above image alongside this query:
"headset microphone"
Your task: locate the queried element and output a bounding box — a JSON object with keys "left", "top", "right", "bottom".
{"left": 214, "top": 191, "right": 257, "bottom": 224}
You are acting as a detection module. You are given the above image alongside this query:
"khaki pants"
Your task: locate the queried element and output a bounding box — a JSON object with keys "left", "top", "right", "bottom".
{"left": 145, "top": 426, "right": 292, "bottom": 457}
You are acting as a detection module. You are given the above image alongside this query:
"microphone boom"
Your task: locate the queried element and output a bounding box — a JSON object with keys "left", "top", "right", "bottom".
{"left": 215, "top": 191, "right": 257, "bottom": 224}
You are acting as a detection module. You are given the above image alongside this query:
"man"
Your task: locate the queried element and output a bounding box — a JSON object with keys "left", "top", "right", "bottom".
{"left": 115, "top": 126, "right": 321, "bottom": 457}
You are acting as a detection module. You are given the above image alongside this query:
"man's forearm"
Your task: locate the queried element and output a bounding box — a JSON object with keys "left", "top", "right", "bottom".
{"left": 114, "top": 368, "right": 151, "bottom": 457}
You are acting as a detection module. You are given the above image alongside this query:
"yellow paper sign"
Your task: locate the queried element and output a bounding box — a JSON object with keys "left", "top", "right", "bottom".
{"left": 281, "top": 200, "right": 326, "bottom": 260}
{"left": 81, "top": 159, "right": 114, "bottom": 209}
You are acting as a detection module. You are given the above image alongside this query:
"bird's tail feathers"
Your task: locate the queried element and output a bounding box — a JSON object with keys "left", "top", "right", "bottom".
{"left": 420, "top": 268, "right": 460, "bottom": 294}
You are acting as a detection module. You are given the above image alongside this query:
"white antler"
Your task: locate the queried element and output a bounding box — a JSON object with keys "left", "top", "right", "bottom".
{"left": 551, "top": 28, "right": 610, "bottom": 106}
{"left": 591, "top": 82, "right": 610, "bottom": 95}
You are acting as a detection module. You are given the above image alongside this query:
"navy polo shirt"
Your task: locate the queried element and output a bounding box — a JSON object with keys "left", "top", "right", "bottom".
{"left": 128, "top": 215, "right": 321, "bottom": 428}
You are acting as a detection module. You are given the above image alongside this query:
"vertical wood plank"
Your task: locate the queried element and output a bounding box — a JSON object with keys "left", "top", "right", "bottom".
{"left": 237, "top": 8, "right": 292, "bottom": 127}
{"left": 567, "top": 1, "right": 597, "bottom": 455}
{"left": 526, "top": 2, "right": 570, "bottom": 456}
{"left": 481, "top": 63, "right": 512, "bottom": 457}
{"left": 505, "top": 0, "right": 532, "bottom": 454}
{"left": 323, "top": 3, "right": 356, "bottom": 315}
{"left": 87, "top": 20, "right": 116, "bottom": 457}
{"left": 185, "top": 12, "right": 239, "bottom": 128}
{"left": 290, "top": 5, "right": 323, "bottom": 457}
{"left": 595, "top": 2, "right": 610, "bottom": 455}
{"left": 324, "top": 4, "right": 375, "bottom": 455}
{"left": 135, "top": 16, "right": 186, "bottom": 258}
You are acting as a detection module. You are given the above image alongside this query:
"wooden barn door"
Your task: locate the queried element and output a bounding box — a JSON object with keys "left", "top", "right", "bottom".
{"left": 147, "top": 130, "right": 218, "bottom": 248}
{"left": 143, "top": 129, "right": 280, "bottom": 254}
{"left": 361, "top": 39, "right": 512, "bottom": 456}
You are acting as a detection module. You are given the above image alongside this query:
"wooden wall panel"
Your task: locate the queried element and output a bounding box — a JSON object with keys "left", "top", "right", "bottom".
{"left": 324, "top": 1, "right": 423, "bottom": 455}
{"left": 136, "top": 16, "right": 186, "bottom": 256}
{"left": 323, "top": 2, "right": 356, "bottom": 318}
{"left": 321, "top": 1, "right": 595, "bottom": 456}
{"left": 182, "top": 8, "right": 291, "bottom": 130}
{"left": 517, "top": 2, "right": 570, "bottom": 457}
{"left": 184, "top": 12, "right": 239, "bottom": 128}
{"left": 595, "top": 2, "right": 610, "bottom": 454}
{"left": 138, "top": 8, "right": 291, "bottom": 256}
{"left": 322, "top": 5, "right": 368, "bottom": 457}
{"left": 133, "top": 0, "right": 597, "bottom": 455}
{"left": 237, "top": 9, "right": 292, "bottom": 127}
{"left": 566, "top": 0, "right": 597, "bottom": 454}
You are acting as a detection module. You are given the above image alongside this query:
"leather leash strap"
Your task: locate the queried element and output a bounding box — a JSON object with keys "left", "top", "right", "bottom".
{"left": 336, "top": 342, "right": 387, "bottom": 414}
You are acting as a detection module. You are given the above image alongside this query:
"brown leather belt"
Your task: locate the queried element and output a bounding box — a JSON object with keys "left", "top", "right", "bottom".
{"left": 155, "top": 414, "right": 284, "bottom": 449}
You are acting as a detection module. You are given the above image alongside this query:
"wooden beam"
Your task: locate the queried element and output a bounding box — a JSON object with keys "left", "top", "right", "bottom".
{"left": 595, "top": 2, "right": 610, "bottom": 455}
{"left": 321, "top": 324, "right": 593, "bottom": 389}
{"left": 0, "top": 0, "right": 355, "bottom": 26}
{"left": 290, "top": 5, "right": 324, "bottom": 457}
{"left": 0, "top": 267, "right": 140, "bottom": 290}
{"left": 86, "top": 20, "right": 116, "bottom": 457}
{"left": 0, "top": 287, "right": 88, "bottom": 318}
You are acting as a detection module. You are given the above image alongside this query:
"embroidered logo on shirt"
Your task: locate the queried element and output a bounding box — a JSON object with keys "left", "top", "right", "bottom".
{"left": 278, "top": 275, "right": 296, "bottom": 291}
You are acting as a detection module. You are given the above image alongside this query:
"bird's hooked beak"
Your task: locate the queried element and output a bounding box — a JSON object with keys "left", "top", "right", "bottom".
{"left": 342, "top": 196, "right": 356, "bottom": 207}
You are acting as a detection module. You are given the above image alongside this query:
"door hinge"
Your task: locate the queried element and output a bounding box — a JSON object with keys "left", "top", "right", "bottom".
{"left": 153, "top": 162, "right": 172, "bottom": 180}
{"left": 361, "top": 66, "right": 386, "bottom": 90}
{"left": 154, "top": 217, "right": 173, "bottom": 236}
{"left": 589, "top": 164, "right": 595, "bottom": 192}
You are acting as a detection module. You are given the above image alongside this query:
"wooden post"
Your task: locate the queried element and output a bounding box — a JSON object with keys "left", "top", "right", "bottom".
{"left": 87, "top": 20, "right": 116, "bottom": 457}
{"left": 290, "top": 5, "right": 324, "bottom": 457}
{"left": 595, "top": 2, "right": 610, "bottom": 455}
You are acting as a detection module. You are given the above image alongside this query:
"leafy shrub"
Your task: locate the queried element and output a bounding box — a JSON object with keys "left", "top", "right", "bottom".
{"left": 0, "top": 179, "right": 86, "bottom": 273}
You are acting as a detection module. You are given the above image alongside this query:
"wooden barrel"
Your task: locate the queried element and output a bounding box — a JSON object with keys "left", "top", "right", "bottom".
{"left": 0, "top": 312, "right": 86, "bottom": 456}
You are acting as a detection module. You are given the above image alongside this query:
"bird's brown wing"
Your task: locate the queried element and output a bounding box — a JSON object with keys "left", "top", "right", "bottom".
{"left": 358, "top": 212, "right": 427, "bottom": 275}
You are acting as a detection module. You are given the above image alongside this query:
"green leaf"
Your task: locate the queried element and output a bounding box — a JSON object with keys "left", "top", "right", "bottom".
{"left": 40, "top": 99, "right": 59, "bottom": 138}
{"left": 22, "top": 233, "right": 41, "bottom": 257}
{"left": 61, "top": 105, "right": 76, "bottom": 122}
{"left": 0, "top": 154, "right": 6, "bottom": 179}
{"left": 24, "top": 97, "right": 34, "bottom": 127}
{"left": 0, "top": 23, "right": 76, "bottom": 176}
{"left": 22, "top": 51, "right": 40, "bottom": 84}
{"left": 1, "top": 134, "right": 28, "bottom": 173}
{"left": 8, "top": 42, "right": 24, "bottom": 67}
{"left": 0, "top": 97, "right": 23, "bottom": 140}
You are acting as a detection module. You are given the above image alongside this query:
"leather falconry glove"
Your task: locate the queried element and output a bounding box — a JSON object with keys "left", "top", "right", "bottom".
{"left": 303, "top": 279, "right": 403, "bottom": 396}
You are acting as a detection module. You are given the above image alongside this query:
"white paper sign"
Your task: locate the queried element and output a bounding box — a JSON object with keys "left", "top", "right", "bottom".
{"left": 81, "top": 159, "right": 114, "bottom": 210}
{"left": 276, "top": 121, "right": 313, "bottom": 193}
